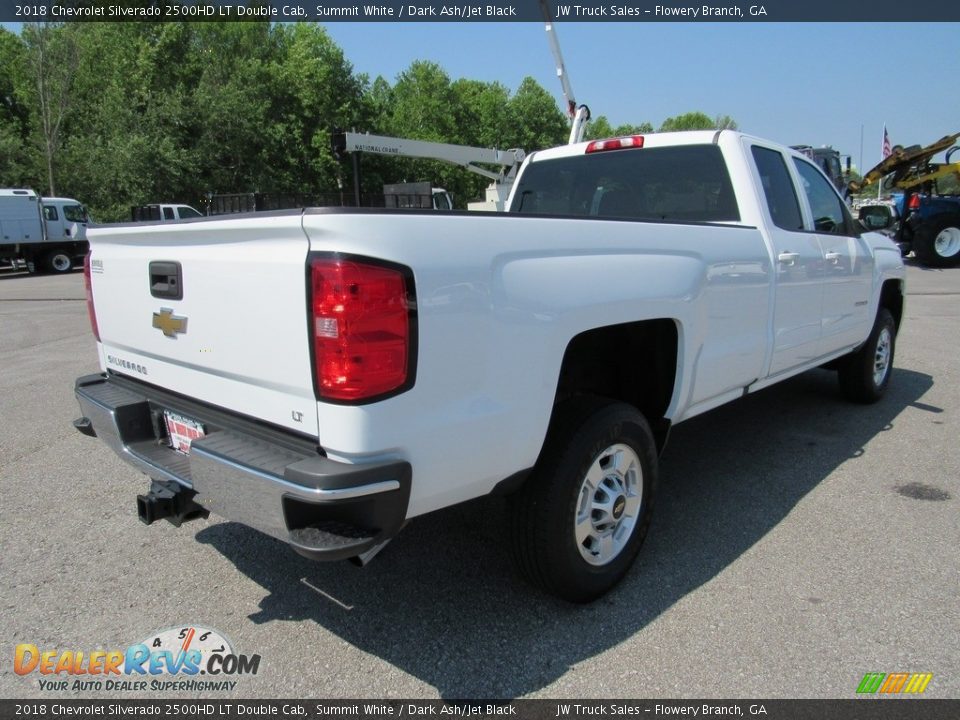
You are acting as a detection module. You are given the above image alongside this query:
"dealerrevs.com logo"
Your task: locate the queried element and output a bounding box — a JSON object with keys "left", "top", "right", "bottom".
{"left": 14, "top": 625, "right": 260, "bottom": 692}
{"left": 856, "top": 672, "right": 933, "bottom": 695}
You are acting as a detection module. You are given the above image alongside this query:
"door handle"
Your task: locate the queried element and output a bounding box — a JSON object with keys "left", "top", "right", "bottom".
{"left": 778, "top": 251, "right": 800, "bottom": 265}
{"left": 824, "top": 251, "right": 841, "bottom": 264}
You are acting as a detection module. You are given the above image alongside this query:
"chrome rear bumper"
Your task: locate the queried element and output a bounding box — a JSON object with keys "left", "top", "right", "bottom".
{"left": 74, "top": 373, "right": 411, "bottom": 561}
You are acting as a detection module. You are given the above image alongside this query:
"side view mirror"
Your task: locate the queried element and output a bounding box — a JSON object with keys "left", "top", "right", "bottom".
{"left": 858, "top": 205, "right": 895, "bottom": 231}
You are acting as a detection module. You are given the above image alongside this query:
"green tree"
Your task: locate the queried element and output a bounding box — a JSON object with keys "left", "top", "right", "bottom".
{"left": 56, "top": 23, "right": 198, "bottom": 219}
{"left": 388, "top": 60, "right": 457, "bottom": 141}
{"left": 2, "top": 22, "right": 594, "bottom": 215}
{"left": 363, "top": 75, "right": 394, "bottom": 132}
{"left": 0, "top": 28, "right": 34, "bottom": 187}
{"left": 21, "top": 22, "right": 81, "bottom": 196}
{"left": 585, "top": 115, "right": 654, "bottom": 140}
{"left": 362, "top": 61, "right": 465, "bottom": 202}
{"left": 504, "top": 77, "right": 567, "bottom": 152}
{"left": 659, "top": 111, "right": 737, "bottom": 132}
{"left": 187, "top": 23, "right": 273, "bottom": 195}
{"left": 586, "top": 115, "right": 614, "bottom": 141}
{"left": 345, "top": 71, "right": 566, "bottom": 207}
{"left": 713, "top": 114, "right": 738, "bottom": 131}
{"left": 264, "top": 23, "right": 367, "bottom": 194}
{"left": 451, "top": 78, "right": 511, "bottom": 149}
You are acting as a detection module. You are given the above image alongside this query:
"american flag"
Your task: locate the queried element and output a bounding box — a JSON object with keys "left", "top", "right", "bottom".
{"left": 882, "top": 125, "right": 892, "bottom": 159}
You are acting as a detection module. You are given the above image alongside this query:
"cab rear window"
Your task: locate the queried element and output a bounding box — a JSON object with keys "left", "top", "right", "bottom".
{"left": 509, "top": 144, "right": 739, "bottom": 223}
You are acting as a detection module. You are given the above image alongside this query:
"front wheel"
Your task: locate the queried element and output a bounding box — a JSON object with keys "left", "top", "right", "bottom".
{"left": 510, "top": 397, "right": 658, "bottom": 603}
{"left": 837, "top": 308, "right": 896, "bottom": 404}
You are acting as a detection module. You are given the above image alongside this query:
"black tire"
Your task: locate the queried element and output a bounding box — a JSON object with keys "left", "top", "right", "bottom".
{"left": 837, "top": 308, "right": 896, "bottom": 404}
{"left": 913, "top": 216, "right": 960, "bottom": 268}
{"left": 44, "top": 250, "right": 73, "bottom": 274}
{"left": 510, "top": 397, "right": 658, "bottom": 603}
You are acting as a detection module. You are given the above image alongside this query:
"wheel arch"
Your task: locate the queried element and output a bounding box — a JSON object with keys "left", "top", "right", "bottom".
{"left": 554, "top": 318, "right": 679, "bottom": 454}
{"left": 879, "top": 278, "right": 904, "bottom": 331}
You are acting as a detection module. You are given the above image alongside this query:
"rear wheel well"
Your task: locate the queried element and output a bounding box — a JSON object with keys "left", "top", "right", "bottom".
{"left": 555, "top": 319, "right": 678, "bottom": 452}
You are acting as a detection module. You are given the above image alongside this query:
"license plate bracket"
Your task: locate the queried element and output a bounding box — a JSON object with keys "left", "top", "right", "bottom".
{"left": 163, "top": 410, "right": 205, "bottom": 455}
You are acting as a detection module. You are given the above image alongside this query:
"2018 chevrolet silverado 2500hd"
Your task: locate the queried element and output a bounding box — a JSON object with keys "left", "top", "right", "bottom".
{"left": 73, "top": 131, "right": 906, "bottom": 602}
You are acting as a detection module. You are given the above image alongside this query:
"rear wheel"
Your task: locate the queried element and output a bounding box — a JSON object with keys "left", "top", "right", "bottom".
{"left": 45, "top": 250, "right": 73, "bottom": 274}
{"left": 837, "top": 308, "right": 896, "bottom": 403}
{"left": 914, "top": 216, "right": 960, "bottom": 268}
{"left": 510, "top": 397, "right": 658, "bottom": 603}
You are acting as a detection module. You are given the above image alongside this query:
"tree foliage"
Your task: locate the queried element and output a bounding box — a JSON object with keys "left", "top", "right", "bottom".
{"left": 659, "top": 111, "right": 738, "bottom": 132}
{"left": 586, "top": 116, "right": 654, "bottom": 140}
{"left": 1, "top": 23, "right": 732, "bottom": 217}
{"left": 585, "top": 111, "right": 735, "bottom": 140}
{"left": 0, "top": 28, "right": 33, "bottom": 187}
{"left": 21, "top": 22, "right": 81, "bottom": 196}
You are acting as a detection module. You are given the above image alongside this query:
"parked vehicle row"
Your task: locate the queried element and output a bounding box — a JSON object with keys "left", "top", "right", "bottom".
{"left": 853, "top": 132, "right": 960, "bottom": 267}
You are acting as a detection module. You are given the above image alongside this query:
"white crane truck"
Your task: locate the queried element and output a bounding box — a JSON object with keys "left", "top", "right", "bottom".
{"left": 74, "top": 131, "right": 905, "bottom": 602}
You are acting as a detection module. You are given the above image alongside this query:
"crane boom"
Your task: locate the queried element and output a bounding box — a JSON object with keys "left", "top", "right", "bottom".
{"left": 539, "top": 0, "right": 590, "bottom": 144}
{"left": 331, "top": 130, "right": 527, "bottom": 211}
{"left": 334, "top": 131, "right": 524, "bottom": 183}
{"left": 849, "top": 132, "right": 960, "bottom": 193}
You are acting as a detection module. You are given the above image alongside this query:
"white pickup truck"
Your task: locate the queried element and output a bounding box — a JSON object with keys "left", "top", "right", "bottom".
{"left": 74, "top": 131, "right": 905, "bottom": 602}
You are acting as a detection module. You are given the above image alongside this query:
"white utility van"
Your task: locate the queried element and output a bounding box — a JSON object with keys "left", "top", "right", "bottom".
{"left": 0, "top": 189, "right": 89, "bottom": 273}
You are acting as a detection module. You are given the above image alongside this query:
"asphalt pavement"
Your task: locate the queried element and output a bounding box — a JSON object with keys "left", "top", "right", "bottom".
{"left": 1, "top": 261, "right": 957, "bottom": 700}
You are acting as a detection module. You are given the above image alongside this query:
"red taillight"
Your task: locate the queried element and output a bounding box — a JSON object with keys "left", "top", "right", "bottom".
{"left": 310, "top": 257, "right": 413, "bottom": 402}
{"left": 585, "top": 135, "right": 645, "bottom": 154}
{"left": 83, "top": 251, "right": 100, "bottom": 341}
{"left": 907, "top": 193, "right": 921, "bottom": 210}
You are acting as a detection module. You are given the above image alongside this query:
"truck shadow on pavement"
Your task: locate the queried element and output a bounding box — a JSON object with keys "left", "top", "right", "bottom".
{"left": 196, "top": 367, "right": 933, "bottom": 699}
{"left": 0, "top": 269, "right": 32, "bottom": 281}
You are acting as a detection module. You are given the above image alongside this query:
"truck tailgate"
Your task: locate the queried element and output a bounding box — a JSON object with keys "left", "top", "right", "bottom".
{"left": 87, "top": 215, "right": 317, "bottom": 437}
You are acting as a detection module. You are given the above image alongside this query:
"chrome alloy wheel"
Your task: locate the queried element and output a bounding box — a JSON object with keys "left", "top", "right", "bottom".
{"left": 575, "top": 443, "right": 643, "bottom": 566}
{"left": 873, "top": 326, "right": 893, "bottom": 387}
{"left": 934, "top": 226, "right": 960, "bottom": 259}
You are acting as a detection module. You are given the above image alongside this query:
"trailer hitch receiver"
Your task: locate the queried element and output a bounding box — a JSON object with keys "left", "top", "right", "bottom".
{"left": 137, "top": 480, "right": 209, "bottom": 527}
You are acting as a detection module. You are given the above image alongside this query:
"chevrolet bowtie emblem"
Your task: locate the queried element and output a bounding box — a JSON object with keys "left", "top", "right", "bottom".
{"left": 152, "top": 308, "right": 188, "bottom": 337}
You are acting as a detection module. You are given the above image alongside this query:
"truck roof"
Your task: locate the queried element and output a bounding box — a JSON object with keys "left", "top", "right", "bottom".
{"left": 42, "top": 197, "right": 84, "bottom": 204}
{"left": 0, "top": 191, "right": 82, "bottom": 204}
{"left": 528, "top": 129, "right": 811, "bottom": 166}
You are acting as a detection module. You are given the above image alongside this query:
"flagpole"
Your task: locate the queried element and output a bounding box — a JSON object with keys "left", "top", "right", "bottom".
{"left": 859, "top": 124, "right": 864, "bottom": 183}
{"left": 879, "top": 124, "right": 886, "bottom": 200}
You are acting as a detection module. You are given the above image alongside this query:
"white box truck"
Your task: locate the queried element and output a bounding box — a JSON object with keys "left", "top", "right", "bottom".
{"left": 0, "top": 188, "right": 89, "bottom": 273}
